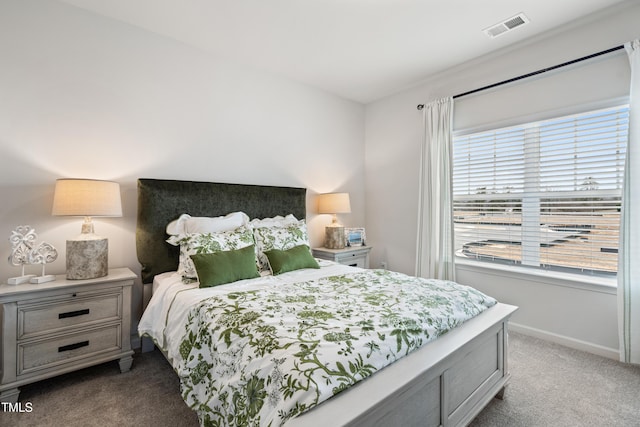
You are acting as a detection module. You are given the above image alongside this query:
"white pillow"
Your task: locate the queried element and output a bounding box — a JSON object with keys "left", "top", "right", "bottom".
{"left": 249, "top": 214, "right": 298, "bottom": 229}
{"left": 252, "top": 219, "right": 310, "bottom": 271}
{"left": 166, "top": 211, "right": 249, "bottom": 236}
{"left": 166, "top": 225, "right": 256, "bottom": 281}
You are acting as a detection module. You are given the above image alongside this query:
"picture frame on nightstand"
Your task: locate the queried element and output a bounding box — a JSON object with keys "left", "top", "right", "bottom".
{"left": 345, "top": 227, "right": 365, "bottom": 247}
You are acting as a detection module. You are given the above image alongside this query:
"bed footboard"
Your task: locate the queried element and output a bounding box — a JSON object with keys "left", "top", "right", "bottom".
{"left": 287, "top": 302, "right": 517, "bottom": 427}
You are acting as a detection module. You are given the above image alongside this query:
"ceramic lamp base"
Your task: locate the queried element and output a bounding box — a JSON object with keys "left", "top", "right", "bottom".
{"left": 66, "top": 238, "right": 108, "bottom": 280}
{"left": 324, "top": 226, "right": 345, "bottom": 249}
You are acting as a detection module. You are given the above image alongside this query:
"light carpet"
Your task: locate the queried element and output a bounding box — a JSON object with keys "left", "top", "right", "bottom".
{"left": 2, "top": 332, "right": 639, "bottom": 426}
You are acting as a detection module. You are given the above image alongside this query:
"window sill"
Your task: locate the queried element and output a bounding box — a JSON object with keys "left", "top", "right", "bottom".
{"left": 455, "top": 257, "right": 617, "bottom": 295}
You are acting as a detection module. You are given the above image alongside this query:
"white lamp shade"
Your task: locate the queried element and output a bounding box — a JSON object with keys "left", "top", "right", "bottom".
{"left": 52, "top": 179, "right": 122, "bottom": 217}
{"left": 317, "top": 193, "right": 351, "bottom": 214}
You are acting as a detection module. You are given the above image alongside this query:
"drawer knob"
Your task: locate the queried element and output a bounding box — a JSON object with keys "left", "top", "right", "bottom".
{"left": 58, "top": 309, "right": 90, "bottom": 319}
{"left": 58, "top": 341, "right": 89, "bottom": 352}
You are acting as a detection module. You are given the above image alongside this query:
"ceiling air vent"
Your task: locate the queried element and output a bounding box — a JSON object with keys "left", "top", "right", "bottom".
{"left": 484, "top": 13, "right": 530, "bottom": 39}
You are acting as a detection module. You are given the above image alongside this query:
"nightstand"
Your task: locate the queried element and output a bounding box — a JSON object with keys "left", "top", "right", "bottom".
{"left": 312, "top": 246, "right": 372, "bottom": 268}
{"left": 0, "top": 267, "right": 136, "bottom": 403}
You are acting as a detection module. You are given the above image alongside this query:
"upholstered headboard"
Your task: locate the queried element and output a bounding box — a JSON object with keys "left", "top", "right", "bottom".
{"left": 136, "top": 179, "right": 307, "bottom": 283}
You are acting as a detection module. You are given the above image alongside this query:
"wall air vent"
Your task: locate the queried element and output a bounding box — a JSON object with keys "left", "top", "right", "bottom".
{"left": 484, "top": 13, "right": 530, "bottom": 39}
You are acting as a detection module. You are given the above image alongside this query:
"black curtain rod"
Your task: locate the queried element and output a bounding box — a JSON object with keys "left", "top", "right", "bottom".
{"left": 417, "top": 44, "right": 625, "bottom": 110}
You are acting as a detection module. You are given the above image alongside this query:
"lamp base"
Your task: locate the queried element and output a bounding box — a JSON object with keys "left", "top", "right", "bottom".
{"left": 66, "top": 238, "right": 108, "bottom": 280}
{"left": 324, "top": 226, "right": 345, "bottom": 249}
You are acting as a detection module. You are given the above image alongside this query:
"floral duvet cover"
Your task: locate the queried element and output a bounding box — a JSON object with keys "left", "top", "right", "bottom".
{"left": 171, "top": 268, "right": 496, "bottom": 426}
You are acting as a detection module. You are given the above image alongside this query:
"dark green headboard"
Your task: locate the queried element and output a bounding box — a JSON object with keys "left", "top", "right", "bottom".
{"left": 136, "top": 179, "right": 307, "bottom": 283}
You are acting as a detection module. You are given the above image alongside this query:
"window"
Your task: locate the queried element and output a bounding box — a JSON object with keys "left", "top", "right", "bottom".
{"left": 453, "top": 105, "right": 629, "bottom": 276}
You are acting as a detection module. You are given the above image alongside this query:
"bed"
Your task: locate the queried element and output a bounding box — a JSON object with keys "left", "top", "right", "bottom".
{"left": 136, "top": 178, "right": 517, "bottom": 427}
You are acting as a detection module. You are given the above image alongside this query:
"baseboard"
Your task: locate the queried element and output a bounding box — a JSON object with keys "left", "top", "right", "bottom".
{"left": 509, "top": 322, "right": 620, "bottom": 360}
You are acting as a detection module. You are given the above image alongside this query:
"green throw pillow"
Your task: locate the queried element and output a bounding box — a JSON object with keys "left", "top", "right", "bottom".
{"left": 264, "top": 245, "right": 320, "bottom": 275}
{"left": 190, "top": 245, "right": 260, "bottom": 287}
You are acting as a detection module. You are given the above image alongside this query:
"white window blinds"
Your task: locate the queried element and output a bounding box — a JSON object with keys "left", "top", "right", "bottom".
{"left": 453, "top": 105, "right": 629, "bottom": 275}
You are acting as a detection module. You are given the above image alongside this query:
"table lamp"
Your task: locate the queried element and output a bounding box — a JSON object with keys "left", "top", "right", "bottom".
{"left": 317, "top": 192, "right": 351, "bottom": 249}
{"left": 52, "top": 178, "right": 122, "bottom": 279}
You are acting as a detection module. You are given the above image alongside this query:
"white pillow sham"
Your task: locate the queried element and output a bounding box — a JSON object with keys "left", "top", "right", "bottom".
{"left": 166, "top": 211, "right": 249, "bottom": 236}
{"left": 249, "top": 214, "right": 298, "bottom": 229}
{"left": 166, "top": 225, "right": 255, "bottom": 281}
{"left": 252, "top": 219, "right": 310, "bottom": 272}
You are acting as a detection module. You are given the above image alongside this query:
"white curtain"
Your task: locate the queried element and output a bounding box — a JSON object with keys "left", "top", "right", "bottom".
{"left": 618, "top": 39, "right": 640, "bottom": 364}
{"left": 416, "top": 97, "right": 455, "bottom": 280}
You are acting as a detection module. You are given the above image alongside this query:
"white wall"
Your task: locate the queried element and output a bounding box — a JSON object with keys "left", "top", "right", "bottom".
{"left": 365, "top": 1, "right": 640, "bottom": 357}
{"left": 0, "top": 0, "right": 365, "bottom": 344}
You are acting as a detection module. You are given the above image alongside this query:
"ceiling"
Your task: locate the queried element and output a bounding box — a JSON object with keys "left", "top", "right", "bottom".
{"left": 59, "top": 0, "right": 628, "bottom": 104}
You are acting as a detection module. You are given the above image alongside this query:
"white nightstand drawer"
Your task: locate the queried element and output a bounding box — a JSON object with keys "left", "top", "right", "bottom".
{"left": 1, "top": 268, "right": 136, "bottom": 403}
{"left": 18, "top": 292, "right": 121, "bottom": 339}
{"left": 313, "top": 246, "right": 372, "bottom": 268}
{"left": 339, "top": 255, "right": 367, "bottom": 268}
{"left": 18, "top": 324, "right": 122, "bottom": 375}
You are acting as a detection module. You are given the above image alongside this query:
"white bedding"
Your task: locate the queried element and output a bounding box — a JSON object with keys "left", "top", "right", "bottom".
{"left": 138, "top": 261, "right": 497, "bottom": 426}
{"left": 139, "top": 260, "right": 354, "bottom": 365}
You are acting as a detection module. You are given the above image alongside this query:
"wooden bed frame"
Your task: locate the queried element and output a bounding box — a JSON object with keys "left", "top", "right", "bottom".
{"left": 136, "top": 178, "right": 517, "bottom": 427}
